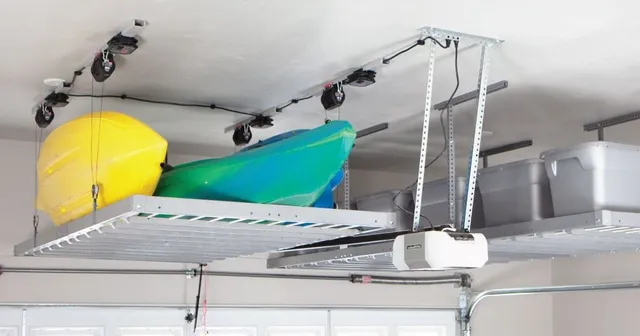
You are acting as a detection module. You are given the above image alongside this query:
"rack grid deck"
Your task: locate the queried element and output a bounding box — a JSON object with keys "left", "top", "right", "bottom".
{"left": 14, "top": 196, "right": 395, "bottom": 264}
{"left": 267, "top": 210, "right": 640, "bottom": 271}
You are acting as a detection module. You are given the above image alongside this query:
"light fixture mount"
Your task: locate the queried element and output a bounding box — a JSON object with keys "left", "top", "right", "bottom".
{"left": 344, "top": 69, "right": 377, "bottom": 87}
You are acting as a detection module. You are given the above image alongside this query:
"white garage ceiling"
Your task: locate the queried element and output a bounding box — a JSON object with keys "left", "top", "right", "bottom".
{"left": 1, "top": 0, "right": 639, "bottom": 174}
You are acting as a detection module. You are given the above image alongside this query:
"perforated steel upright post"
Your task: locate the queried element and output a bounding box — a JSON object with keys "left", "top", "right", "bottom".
{"left": 411, "top": 37, "right": 437, "bottom": 231}
{"left": 462, "top": 44, "right": 492, "bottom": 232}
{"left": 447, "top": 105, "right": 456, "bottom": 226}
{"left": 343, "top": 160, "right": 350, "bottom": 209}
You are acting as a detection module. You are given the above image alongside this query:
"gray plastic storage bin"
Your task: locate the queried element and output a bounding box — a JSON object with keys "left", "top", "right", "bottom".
{"left": 355, "top": 189, "right": 414, "bottom": 231}
{"left": 541, "top": 141, "right": 640, "bottom": 216}
{"left": 412, "top": 177, "right": 485, "bottom": 229}
{"left": 477, "top": 158, "right": 554, "bottom": 226}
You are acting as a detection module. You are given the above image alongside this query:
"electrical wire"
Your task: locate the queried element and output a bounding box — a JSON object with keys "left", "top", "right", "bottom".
{"left": 68, "top": 68, "right": 85, "bottom": 86}
{"left": 67, "top": 93, "right": 258, "bottom": 117}
{"left": 55, "top": 35, "right": 451, "bottom": 127}
{"left": 392, "top": 40, "right": 460, "bottom": 230}
{"left": 383, "top": 36, "right": 451, "bottom": 64}
{"left": 276, "top": 95, "right": 314, "bottom": 112}
{"left": 201, "top": 264, "right": 209, "bottom": 334}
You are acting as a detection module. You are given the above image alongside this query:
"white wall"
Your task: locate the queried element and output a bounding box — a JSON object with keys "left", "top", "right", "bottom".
{"left": 551, "top": 252, "right": 640, "bottom": 336}
{"left": 0, "top": 139, "right": 553, "bottom": 336}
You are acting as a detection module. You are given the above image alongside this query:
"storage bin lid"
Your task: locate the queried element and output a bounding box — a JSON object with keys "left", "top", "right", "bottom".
{"left": 478, "top": 158, "right": 543, "bottom": 175}
{"left": 540, "top": 141, "right": 639, "bottom": 160}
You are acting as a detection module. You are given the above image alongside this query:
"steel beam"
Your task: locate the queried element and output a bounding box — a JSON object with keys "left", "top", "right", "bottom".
{"left": 411, "top": 38, "right": 437, "bottom": 231}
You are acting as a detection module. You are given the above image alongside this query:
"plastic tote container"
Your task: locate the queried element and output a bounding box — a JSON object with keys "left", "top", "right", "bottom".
{"left": 477, "top": 158, "right": 554, "bottom": 226}
{"left": 412, "top": 177, "right": 485, "bottom": 229}
{"left": 540, "top": 141, "right": 640, "bottom": 216}
{"left": 355, "top": 190, "right": 414, "bottom": 231}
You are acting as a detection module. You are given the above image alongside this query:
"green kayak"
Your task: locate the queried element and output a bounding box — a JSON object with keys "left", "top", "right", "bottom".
{"left": 153, "top": 120, "right": 356, "bottom": 207}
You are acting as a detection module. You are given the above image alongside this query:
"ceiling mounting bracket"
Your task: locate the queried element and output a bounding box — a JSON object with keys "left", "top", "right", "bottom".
{"left": 583, "top": 110, "right": 640, "bottom": 141}
{"left": 412, "top": 27, "right": 503, "bottom": 233}
{"left": 479, "top": 139, "right": 533, "bottom": 168}
{"left": 433, "top": 80, "right": 508, "bottom": 110}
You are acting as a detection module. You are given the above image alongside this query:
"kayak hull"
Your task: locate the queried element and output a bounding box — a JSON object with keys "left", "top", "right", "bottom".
{"left": 37, "top": 111, "right": 168, "bottom": 226}
{"left": 154, "top": 121, "right": 355, "bottom": 207}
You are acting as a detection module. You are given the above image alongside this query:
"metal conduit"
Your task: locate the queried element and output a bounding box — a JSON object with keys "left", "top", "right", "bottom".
{"left": 461, "top": 280, "right": 640, "bottom": 336}
{"left": 0, "top": 303, "right": 457, "bottom": 310}
{"left": 0, "top": 266, "right": 468, "bottom": 286}
{"left": 351, "top": 273, "right": 470, "bottom": 286}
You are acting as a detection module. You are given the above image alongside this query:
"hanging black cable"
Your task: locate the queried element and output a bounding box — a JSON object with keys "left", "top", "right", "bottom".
{"left": 192, "top": 264, "right": 205, "bottom": 332}
{"left": 67, "top": 93, "right": 258, "bottom": 117}
{"left": 45, "top": 34, "right": 451, "bottom": 124}
{"left": 383, "top": 37, "right": 451, "bottom": 64}
{"left": 275, "top": 95, "right": 314, "bottom": 112}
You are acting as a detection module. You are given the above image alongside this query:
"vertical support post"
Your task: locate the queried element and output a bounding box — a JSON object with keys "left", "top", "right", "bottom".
{"left": 456, "top": 283, "right": 472, "bottom": 336}
{"left": 482, "top": 156, "right": 488, "bottom": 169}
{"left": 21, "top": 308, "right": 27, "bottom": 336}
{"left": 597, "top": 127, "right": 604, "bottom": 141}
{"left": 462, "top": 44, "right": 492, "bottom": 232}
{"left": 343, "top": 160, "right": 350, "bottom": 209}
{"left": 411, "top": 37, "right": 437, "bottom": 231}
{"left": 447, "top": 105, "right": 456, "bottom": 225}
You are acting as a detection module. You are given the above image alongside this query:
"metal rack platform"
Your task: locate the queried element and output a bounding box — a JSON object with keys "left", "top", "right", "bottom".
{"left": 267, "top": 210, "right": 640, "bottom": 271}
{"left": 14, "top": 196, "right": 395, "bottom": 264}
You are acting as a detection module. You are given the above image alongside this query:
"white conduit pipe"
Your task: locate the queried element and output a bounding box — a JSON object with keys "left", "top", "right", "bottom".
{"left": 0, "top": 266, "right": 468, "bottom": 286}
{"left": 460, "top": 281, "right": 640, "bottom": 336}
{"left": 0, "top": 303, "right": 456, "bottom": 310}
{"left": 351, "top": 273, "right": 471, "bottom": 286}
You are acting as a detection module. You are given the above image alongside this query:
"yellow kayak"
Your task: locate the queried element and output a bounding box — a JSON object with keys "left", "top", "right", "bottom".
{"left": 37, "top": 111, "right": 168, "bottom": 226}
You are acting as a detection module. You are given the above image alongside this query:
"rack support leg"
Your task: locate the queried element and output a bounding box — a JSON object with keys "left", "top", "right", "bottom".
{"left": 412, "top": 38, "right": 437, "bottom": 231}
{"left": 343, "top": 160, "right": 350, "bottom": 209}
{"left": 447, "top": 105, "right": 456, "bottom": 226}
{"left": 462, "top": 44, "right": 492, "bottom": 232}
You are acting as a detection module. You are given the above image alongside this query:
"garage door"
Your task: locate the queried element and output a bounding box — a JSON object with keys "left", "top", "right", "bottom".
{"left": 0, "top": 307, "right": 455, "bottom": 336}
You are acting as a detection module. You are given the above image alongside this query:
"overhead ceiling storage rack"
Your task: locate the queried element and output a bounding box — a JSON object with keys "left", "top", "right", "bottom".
{"left": 265, "top": 26, "right": 505, "bottom": 272}
{"left": 14, "top": 196, "right": 394, "bottom": 264}
{"left": 268, "top": 209, "right": 640, "bottom": 270}
{"left": 266, "top": 26, "right": 640, "bottom": 272}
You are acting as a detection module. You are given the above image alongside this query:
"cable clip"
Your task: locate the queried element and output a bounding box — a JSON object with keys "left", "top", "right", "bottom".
{"left": 91, "top": 184, "right": 100, "bottom": 211}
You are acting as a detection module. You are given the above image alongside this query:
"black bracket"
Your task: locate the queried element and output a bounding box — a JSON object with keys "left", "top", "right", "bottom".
{"left": 356, "top": 122, "right": 389, "bottom": 139}
{"left": 479, "top": 140, "right": 533, "bottom": 168}
{"left": 433, "top": 80, "right": 508, "bottom": 110}
{"left": 583, "top": 110, "right": 640, "bottom": 141}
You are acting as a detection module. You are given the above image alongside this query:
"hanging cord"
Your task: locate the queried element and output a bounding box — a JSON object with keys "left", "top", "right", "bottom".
{"left": 89, "top": 76, "right": 105, "bottom": 225}
{"left": 393, "top": 39, "right": 460, "bottom": 229}
{"left": 200, "top": 265, "right": 209, "bottom": 334}
{"left": 192, "top": 264, "right": 205, "bottom": 333}
{"left": 383, "top": 36, "right": 451, "bottom": 64}
{"left": 32, "top": 126, "right": 43, "bottom": 247}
